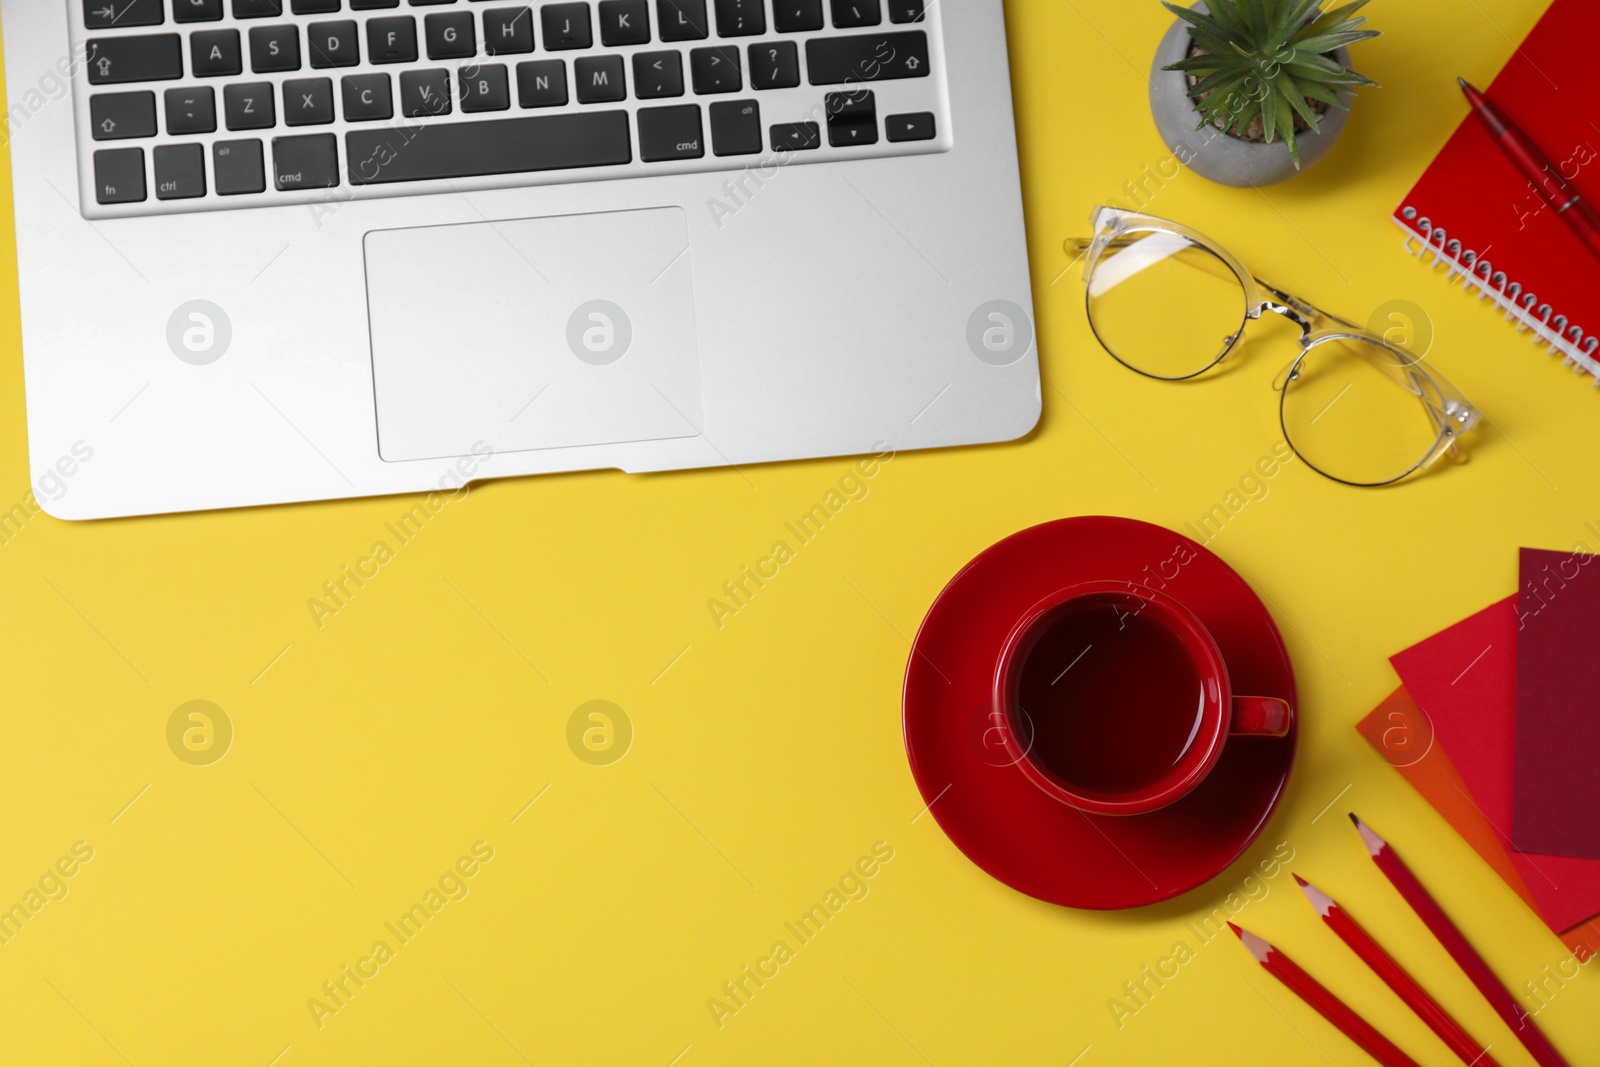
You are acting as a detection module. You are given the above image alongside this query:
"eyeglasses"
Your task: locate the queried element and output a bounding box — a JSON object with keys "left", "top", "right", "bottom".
{"left": 1066, "top": 206, "right": 1482, "bottom": 487}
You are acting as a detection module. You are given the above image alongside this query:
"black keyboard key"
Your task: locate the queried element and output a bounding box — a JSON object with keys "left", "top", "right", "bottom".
{"left": 154, "top": 143, "right": 206, "bottom": 199}
{"left": 516, "top": 59, "right": 567, "bottom": 106}
{"left": 484, "top": 7, "right": 535, "bottom": 54}
{"left": 250, "top": 25, "right": 301, "bottom": 71}
{"left": 888, "top": 0, "right": 922, "bottom": 22}
{"left": 350, "top": 0, "right": 398, "bottom": 7}
{"left": 830, "top": 0, "right": 878, "bottom": 27}
{"left": 575, "top": 55, "right": 625, "bottom": 103}
{"left": 342, "top": 73, "right": 393, "bottom": 119}
{"left": 806, "top": 31, "right": 928, "bottom": 84}
{"left": 825, "top": 88, "right": 875, "bottom": 145}
{"left": 657, "top": 0, "right": 707, "bottom": 41}
{"left": 541, "top": 3, "right": 592, "bottom": 49}
{"left": 773, "top": 0, "right": 821, "bottom": 32}
{"left": 709, "top": 99, "right": 758, "bottom": 155}
{"left": 425, "top": 12, "right": 476, "bottom": 58}
{"left": 770, "top": 120, "right": 819, "bottom": 151}
{"left": 83, "top": 0, "right": 164, "bottom": 29}
{"left": 308, "top": 20, "right": 360, "bottom": 66}
{"left": 633, "top": 51, "right": 682, "bottom": 98}
{"left": 224, "top": 81, "right": 276, "bottom": 128}
{"left": 273, "top": 133, "right": 340, "bottom": 189}
{"left": 599, "top": 0, "right": 649, "bottom": 45}
{"left": 234, "top": 0, "right": 283, "bottom": 16}
{"left": 367, "top": 17, "right": 418, "bottom": 62}
{"left": 459, "top": 64, "right": 510, "bottom": 111}
{"left": 86, "top": 35, "right": 183, "bottom": 84}
{"left": 93, "top": 148, "right": 146, "bottom": 203}
{"left": 689, "top": 46, "right": 740, "bottom": 94}
{"left": 748, "top": 41, "right": 798, "bottom": 89}
{"left": 173, "top": 0, "right": 222, "bottom": 21}
{"left": 637, "top": 103, "right": 702, "bottom": 161}
{"left": 400, "top": 68, "right": 452, "bottom": 116}
{"left": 165, "top": 86, "right": 217, "bottom": 133}
{"left": 283, "top": 77, "right": 335, "bottom": 124}
{"left": 886, "top": 110, "right": 933, "bottom": 141}
{"left": 346, "top": 110, "right": 630, "bottom": 183}
{"left": 213, "top": 138, "right": 266, "bottom": 194}
{"left": 191, "top": 29, "right": 243, "bottom": 76}
{"left": 90, "top": 91, "right": 157, "bottom": 140}
{"left": 292, "top": 0, "right": 342, "bottom": 11}
{"left": 715, "top": 0, "right": 763, "bottom": 36}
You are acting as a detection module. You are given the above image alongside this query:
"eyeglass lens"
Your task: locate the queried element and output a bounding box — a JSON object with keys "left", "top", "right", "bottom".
{"left": 1085, "top": 229, "right": 1247, "bottom": 380}
{"left": 1280, "top": 337, "right": 1448, "bottom": 486}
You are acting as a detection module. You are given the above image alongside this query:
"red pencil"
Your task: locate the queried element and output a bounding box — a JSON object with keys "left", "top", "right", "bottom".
{"left": 1350, "top": 814, "right": 1572, "bottom": 1067}
{"left": 1229, "top": 923, "right": 1423, "bottom": 1067}
{"left": 1295, "top": 875, "right": 1501, "bottom": 1067}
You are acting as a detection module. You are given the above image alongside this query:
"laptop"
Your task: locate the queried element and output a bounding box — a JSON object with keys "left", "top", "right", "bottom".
{"left": 3, "top": 0, "right": 1039, "bottom": 519}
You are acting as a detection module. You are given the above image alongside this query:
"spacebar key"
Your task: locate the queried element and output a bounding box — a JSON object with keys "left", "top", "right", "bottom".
{"left": 346, "top": 112, "right": 632, "bottom": 185}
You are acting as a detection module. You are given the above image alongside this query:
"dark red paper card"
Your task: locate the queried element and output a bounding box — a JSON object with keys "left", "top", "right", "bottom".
{"left": 1515, "top": 547, "right": 1600, "bottom": 860}
{"left": 1392, "top": 597, "right": 1600, "bottom": 932}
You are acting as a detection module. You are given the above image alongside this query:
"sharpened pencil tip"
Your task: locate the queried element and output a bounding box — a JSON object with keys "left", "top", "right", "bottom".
{"left": 1227, "top": 921, "right": 1242, "bottom": 937}
{"left": 1348, "top": 811, "right": 1360, "bottom": 827}
{"left": 1295, "top": 875, "right": 1336, "bottom": 916}
{"left": 1292, "top": 872, "right": 1307, "bottom": 886}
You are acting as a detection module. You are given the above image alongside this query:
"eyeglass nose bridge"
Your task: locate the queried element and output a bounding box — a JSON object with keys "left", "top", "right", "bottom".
{"left": 1258, "top": 294, "right": 1318, "bottom": 340}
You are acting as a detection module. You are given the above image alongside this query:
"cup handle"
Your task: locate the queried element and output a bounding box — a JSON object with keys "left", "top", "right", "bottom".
{"left": 1230, "top": 696, "right": 1293, "bottom": 738}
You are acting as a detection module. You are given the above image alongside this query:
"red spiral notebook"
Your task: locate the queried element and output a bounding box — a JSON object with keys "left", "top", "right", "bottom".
{"left": 1393, "top": 0, "right": 1600, "bottom": 382}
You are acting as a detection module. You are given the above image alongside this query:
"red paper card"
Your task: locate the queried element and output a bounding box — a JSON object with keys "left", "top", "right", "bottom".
{"left": 1391, "top": 597, "right": 1600, "bottom": 933}
{"left": 1356, "top": 688, "right": 1597, "bottom": 960}
{"left": 1515, "top": 547, "right": 1600, "bottom": 860}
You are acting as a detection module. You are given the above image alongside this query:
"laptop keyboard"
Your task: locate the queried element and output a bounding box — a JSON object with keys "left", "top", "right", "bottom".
{"left": 71, "top": 0, "right": 949, "bottom": 218}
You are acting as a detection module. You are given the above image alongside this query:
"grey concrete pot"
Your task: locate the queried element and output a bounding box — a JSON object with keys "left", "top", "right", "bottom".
{"left": 1150, "top": 2, "right": 1352, "bottom": 187}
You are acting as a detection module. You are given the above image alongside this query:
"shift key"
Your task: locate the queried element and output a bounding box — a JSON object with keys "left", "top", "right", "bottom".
{"left": 805, "top": 30, "right": 928, "bottom": 84}
{"left": 86, "top": 35, "right": 184, "bottom": 85}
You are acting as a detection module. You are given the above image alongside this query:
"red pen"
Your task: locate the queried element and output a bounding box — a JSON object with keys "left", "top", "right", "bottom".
{"left": 1459, "top": 76, "right": 1600, "bottom": 261}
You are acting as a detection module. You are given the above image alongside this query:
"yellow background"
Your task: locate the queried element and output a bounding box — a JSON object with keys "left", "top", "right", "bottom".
{"left": 2, "top": 1, "right": 1597, "bottom": 1063}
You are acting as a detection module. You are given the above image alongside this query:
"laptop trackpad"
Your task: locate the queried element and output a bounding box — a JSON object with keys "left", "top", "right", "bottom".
{"left": 365, "top": 206, "right": 702, "bottom": 462}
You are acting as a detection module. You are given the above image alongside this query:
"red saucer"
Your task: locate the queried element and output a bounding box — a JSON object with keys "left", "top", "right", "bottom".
{"left": 902, "top": 517, "right": 1298, "bottom": 909}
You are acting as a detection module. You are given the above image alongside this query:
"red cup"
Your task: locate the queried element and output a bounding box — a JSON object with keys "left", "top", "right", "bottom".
{"left": 993, "top": 580, "right": 1291, "bottom": 816}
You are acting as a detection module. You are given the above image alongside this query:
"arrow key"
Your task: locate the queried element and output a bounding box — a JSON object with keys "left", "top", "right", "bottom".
{"left": 90, "top": 91, "right": 157, "bottom": 141}
{"left": 83, "top": 0, "right": 163, "bottom": 29}
{"left": 885, "top": 111, "right": 934, "bottom": 142}
{"left": 824, "top": 89, "right": 876, "bottom": 147}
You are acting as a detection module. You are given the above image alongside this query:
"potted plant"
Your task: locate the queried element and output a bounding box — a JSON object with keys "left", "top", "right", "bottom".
{"left": 1150, "top": 1, "right": 1380, "bottom": 187}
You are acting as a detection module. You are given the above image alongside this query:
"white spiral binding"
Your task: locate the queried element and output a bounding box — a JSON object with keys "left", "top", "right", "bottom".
{"left": 1397, "top": 206, "right": 1600, "bottom": 385}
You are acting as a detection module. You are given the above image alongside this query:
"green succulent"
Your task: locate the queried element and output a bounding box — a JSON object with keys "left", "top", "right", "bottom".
{"left": 1161, "top": 0, "right": 1381, "bottom": 167}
